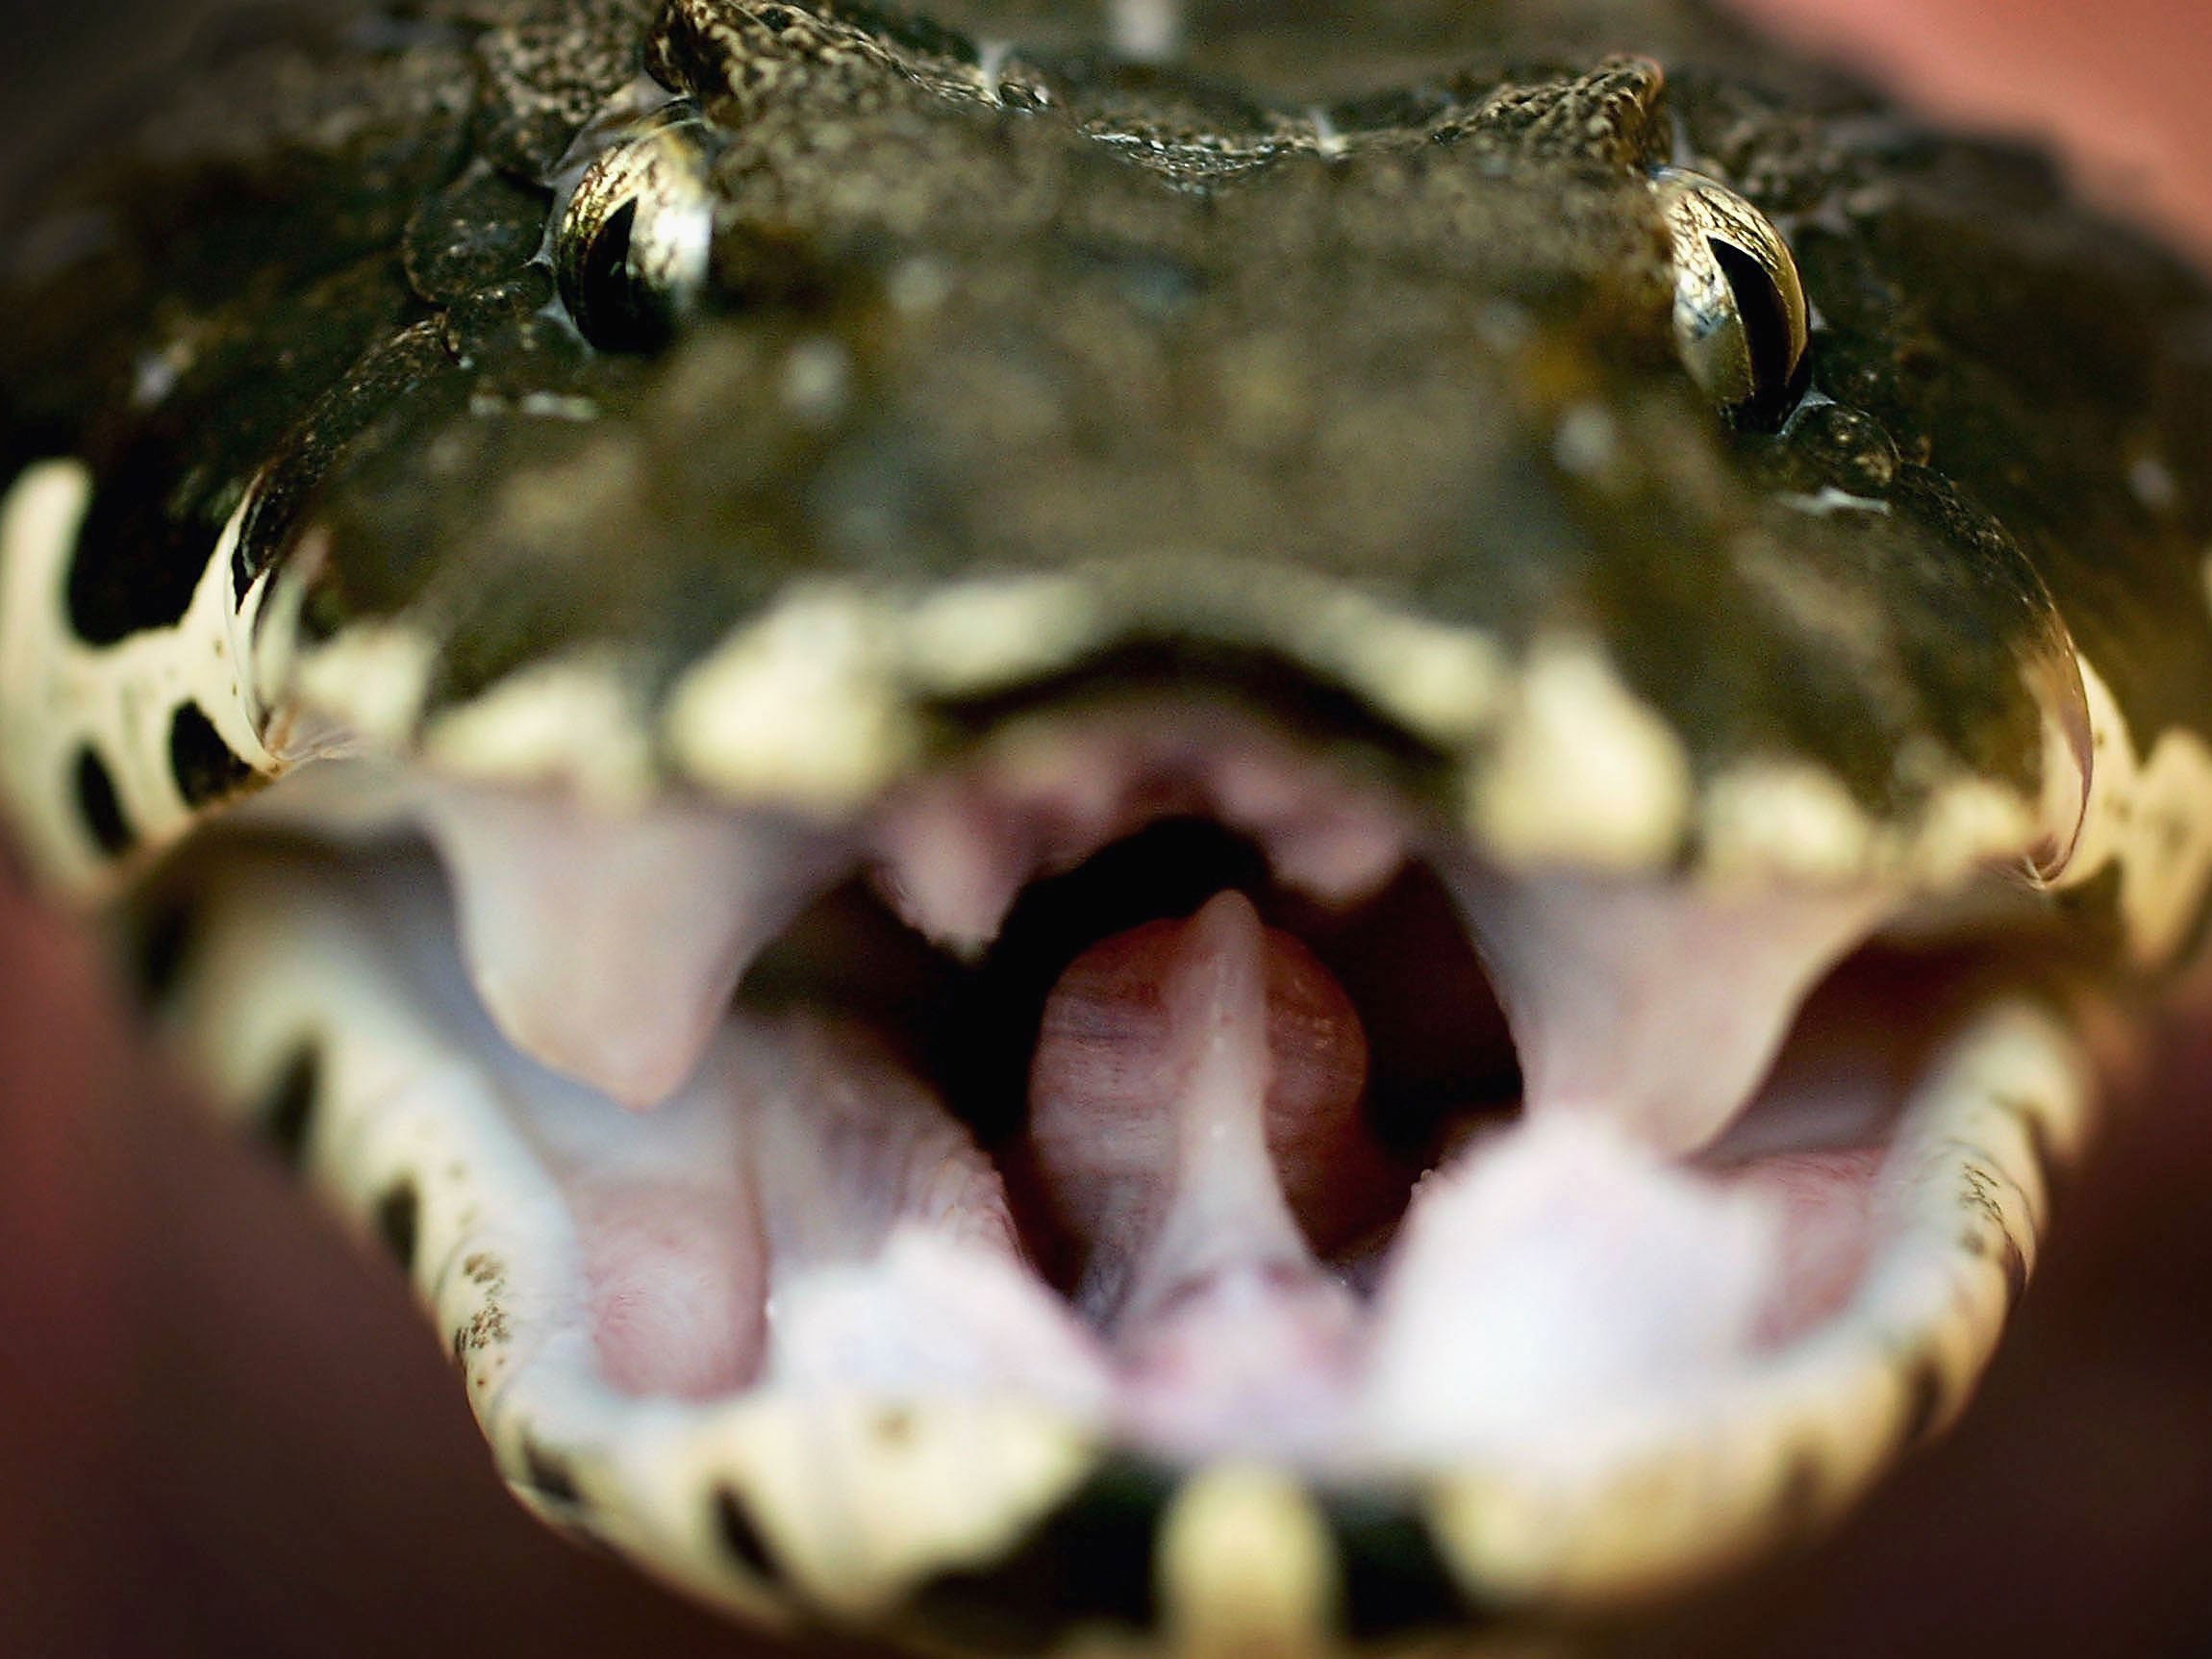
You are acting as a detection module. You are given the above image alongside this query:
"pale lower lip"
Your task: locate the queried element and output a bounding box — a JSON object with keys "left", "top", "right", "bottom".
{"left": 160, "top": 829, "right": 2093, "bottom": 1630}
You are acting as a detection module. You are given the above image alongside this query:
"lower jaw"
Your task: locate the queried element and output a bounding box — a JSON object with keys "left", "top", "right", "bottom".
{"left": 137, "top": 738, "right": 2103, "bottom": 1644}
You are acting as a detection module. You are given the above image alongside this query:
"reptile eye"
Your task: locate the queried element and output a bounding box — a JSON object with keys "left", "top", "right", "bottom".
{"left": 555, "top": 109, "right": 715, "bottom": 352}
{"left": 1652, "top": 167, "right": 1810, "bottom": 425}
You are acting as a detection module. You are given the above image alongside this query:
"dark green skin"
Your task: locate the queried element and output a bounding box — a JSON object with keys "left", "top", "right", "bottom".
{"left": 5, "top": 0, "right": 2211, "bottom": 940}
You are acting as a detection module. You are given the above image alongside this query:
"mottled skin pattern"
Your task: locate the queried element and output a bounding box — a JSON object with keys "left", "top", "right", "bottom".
{"left": 4, "top": 0, "right": 2212, "bottom": 1650}
{"left": 7, "top": 0, "right": 2210, "bottom": 899}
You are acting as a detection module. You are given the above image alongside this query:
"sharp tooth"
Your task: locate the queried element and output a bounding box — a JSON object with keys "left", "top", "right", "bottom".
{"left": 867, "top": 790, "right": 1038, "bottom": 959}
{"left": 1210, "top": 749, "right": 1409, "bottom": 907}
{"left": 423, "top": 788, "right": 843, "bottom": 1107}
{"left": 1446, "top": 870, "right": 1891, "bottom": 1155}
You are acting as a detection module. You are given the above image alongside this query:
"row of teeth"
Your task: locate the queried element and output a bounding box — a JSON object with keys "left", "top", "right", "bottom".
{"left": 267, "top": 711, "right": 1897, "bottom": 1162}
{"left": 161, "top": 823, "right": 2093, "bottom": 1634}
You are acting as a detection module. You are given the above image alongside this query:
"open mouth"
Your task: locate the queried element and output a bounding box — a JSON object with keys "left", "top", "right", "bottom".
{"left": 149, "top": 682, "right": 2094, "bottom": 1641}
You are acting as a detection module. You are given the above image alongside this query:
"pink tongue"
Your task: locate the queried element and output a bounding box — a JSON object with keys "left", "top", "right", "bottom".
{"left": 1024, "top": 892, "right": 1392, "bottom": 1454}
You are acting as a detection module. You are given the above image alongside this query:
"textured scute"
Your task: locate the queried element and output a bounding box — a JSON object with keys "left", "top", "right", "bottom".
{"left": 301, "top": 0, "right": 2075, "bottom": 838}
{"left": 467, "top": 0, "right": 664, "bottom": 174}
{"left": 0, "top": 13, "right": 467, "bottom": 644}
{"left": 0, "top": 15, "right": 471, "bottom": 450}
{"left": 63, "top": 254, "right": 433, "bottom": 643}
{"left": 402, "top": 161, "right": 553, "bottom": 304}
{"left": 1791, "top": 160, "right": 2212, "bottom": 742}
{"left": 0, "top": 0, "right": 2206, "bottom": 898}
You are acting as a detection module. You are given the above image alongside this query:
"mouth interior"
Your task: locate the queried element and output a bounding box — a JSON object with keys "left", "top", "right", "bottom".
{"left": 749, "top": 817, "right": 1521, "bottom": 1275}
{"left": 202, "top": 698, "right": 2035, "bottom": 1482}
{"left": 727, "top": 819, "right": 1530, "bottom": 1461}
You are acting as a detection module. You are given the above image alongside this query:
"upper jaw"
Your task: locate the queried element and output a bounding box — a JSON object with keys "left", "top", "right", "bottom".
{"left": 149, "top": 687, "right": 2105, "bottom": 1643}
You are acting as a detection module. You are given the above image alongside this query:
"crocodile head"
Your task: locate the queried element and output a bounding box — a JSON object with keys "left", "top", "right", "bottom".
{"left": 3, "top": 0, "right": 2210, "bottom": 1649}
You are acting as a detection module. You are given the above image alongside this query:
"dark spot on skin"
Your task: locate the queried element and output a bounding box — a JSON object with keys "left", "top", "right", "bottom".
{"left": 131, "top": 896, "right": 195, "bottom": 1005}
{"left": 375, "top": 1180, "right": 419, "bottom": 1271}
{"left": 874, "top": 1407, "right": 915, "bottom": 1446}
{"left": 73, "top": 747, "right": 132, "bottom": 858}
{"left": 1896, "top": 1356, "right": 1947, "bottom": 1452}
{"left": 167, "top": 702, "right": 256, "bottom": 809}
{"left": 523, "top": 1443, "right": 583, "bottom": 1506}
{"left": 64, "top": 496, "right": 206, "bottom": 645}
{"left": 756, "top": 6, "right": 792, "bottom": 30}
{"left": 452, "top": 1304, "right": 513, "bottom": 1364}
{"left": 1994, "top": 1092, "right": 2059, "bottom": 1189}
{"left": 1772, "top": 1452, "right": 1822, "bottom": 1534}
{"left": 715, "top": 1485, "right": 786, "bottom": 1586}
{"left": 259, "top": 1043, "right": 320, "bottom": 1169}
{"left": 912, "top": 1459, "right": 1172, "bottom": 1653}
{"left": 1323, "top": 1491, "right": 1477, "bottom": 1640}
{"left": 1955, "top": 1158, "right": 2030, "bottom": 1246}
{"left": 1997, "top": 1228, "right": 2029, "bottom": 1308}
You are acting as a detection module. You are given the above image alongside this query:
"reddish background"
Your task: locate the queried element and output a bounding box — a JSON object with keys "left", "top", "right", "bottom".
{"left": 4, "top": 2, "right": 2212, "bottom": 1654}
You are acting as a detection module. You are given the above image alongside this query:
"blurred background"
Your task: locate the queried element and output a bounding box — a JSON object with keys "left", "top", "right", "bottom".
{"left": 1, "top": 1, "right": 2209, "bottom": 1653}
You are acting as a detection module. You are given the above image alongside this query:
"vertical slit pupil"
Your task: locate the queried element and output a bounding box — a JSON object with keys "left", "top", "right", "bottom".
{"left": 570, "top": 198, "right": 670, "bottom": 351}
{"left": 1709, "top": 237, "right": 1798, "bottom": 418}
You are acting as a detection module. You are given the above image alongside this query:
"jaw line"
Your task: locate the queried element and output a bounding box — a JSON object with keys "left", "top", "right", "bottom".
{"left": 148, "top": 714, "right": 2103, "bottom": 1636}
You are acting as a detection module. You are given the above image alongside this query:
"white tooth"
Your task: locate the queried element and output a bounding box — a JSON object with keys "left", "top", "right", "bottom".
{"left": 1211, "top": 747, "right": 1409, "bottom": 906}
{"left": 1361, "top": 1115, "right": 1783, "bottom": 1474}
{"left": 1447, "top": 869, "right": 1892, "bottom": 1155}
{"left": 867, "top": 790, "right": 1037, "bottom": 958}
{"left": 1212, "top": 752, "right": 1397, "bottom": 911}
{"left": 424, "top": 787, "right": 843, "bottom": 1107}
{"left": 1261, "top": 816, "right": 1407, "bottom": 907}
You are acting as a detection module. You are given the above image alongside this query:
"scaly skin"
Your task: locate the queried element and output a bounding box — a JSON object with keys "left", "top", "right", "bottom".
{"left": 4, "top": 3, "right": 2212, "bottom": 1659}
